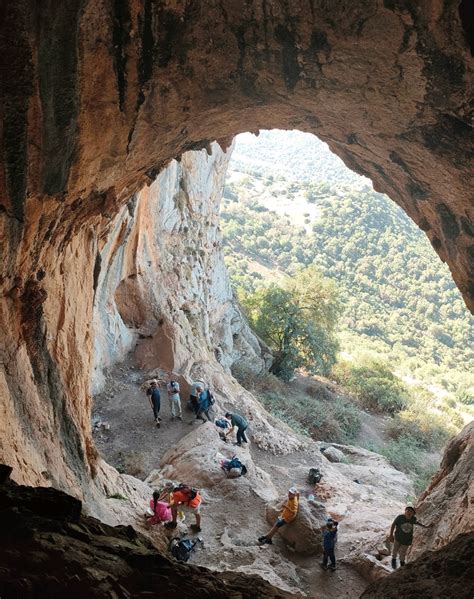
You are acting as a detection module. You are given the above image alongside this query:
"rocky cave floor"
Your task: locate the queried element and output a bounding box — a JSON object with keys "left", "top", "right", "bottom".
{"left": 91, "top": 361, "right": 420, "bottom": 598}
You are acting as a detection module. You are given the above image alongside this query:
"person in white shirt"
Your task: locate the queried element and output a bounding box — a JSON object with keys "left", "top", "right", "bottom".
{"left": 167, "top": 380, "right": 182, "bottom": 420}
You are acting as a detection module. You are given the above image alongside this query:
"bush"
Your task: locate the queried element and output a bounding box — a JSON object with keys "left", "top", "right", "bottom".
{"left": 455, "top": 387, "right": 474, "bottom": 405}
{"left": 257, "top": 389, "right": 361, "bottom": 444}
{"left": 331, "top": 397, "right": 362, "bottom": 440}
{"left": 379, "top": 434, "right": 438, "bottom": 496}
{"left": 333, "top": 359, "right": 408, "bottom": 414}
{"left": 386, "top": 411, "right": 453, "bottom": 450}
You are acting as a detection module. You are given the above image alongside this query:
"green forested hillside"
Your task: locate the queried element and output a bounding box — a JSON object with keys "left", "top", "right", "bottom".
{"left": 222, "top": 130, "right": 474, "bottom": 396}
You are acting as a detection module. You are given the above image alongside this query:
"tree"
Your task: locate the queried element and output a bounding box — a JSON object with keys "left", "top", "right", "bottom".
{"left": 240, "top": 267, "right": 342, "bottom": 380}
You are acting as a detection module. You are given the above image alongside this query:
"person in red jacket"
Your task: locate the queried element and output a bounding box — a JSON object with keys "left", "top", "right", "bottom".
{"left": 165, "top": 485, "right": 202, "bottom": 532}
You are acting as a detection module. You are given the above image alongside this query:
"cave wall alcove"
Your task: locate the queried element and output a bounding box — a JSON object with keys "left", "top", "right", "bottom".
{"left": 0, "top": 0, "right": 472, "bottom": 497}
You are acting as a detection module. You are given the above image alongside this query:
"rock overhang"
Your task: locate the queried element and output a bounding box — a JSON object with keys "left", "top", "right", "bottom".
{"left": 0, "top": 0, "right": 472, "bottom": 498}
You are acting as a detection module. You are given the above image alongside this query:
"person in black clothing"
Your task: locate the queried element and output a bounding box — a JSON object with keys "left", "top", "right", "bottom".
{"left": 146, "top": 381, "right": 162, "bottom": 427}
{"left": 389, "top": 506, "right": 429, "bottom": 568}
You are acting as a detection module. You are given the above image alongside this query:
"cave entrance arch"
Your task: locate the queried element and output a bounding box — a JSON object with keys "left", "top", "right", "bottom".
{"left": 1, "top": 0, "right": 472, "bottom": 493}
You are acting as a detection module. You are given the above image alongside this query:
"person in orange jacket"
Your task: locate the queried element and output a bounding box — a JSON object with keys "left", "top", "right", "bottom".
{"left": 258, "top": 487, "right": 300, "bottom": 545}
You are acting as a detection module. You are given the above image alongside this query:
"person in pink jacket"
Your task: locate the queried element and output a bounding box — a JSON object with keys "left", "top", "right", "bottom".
{"left": 145, "top": 490, "right": 172, "bottom": 525}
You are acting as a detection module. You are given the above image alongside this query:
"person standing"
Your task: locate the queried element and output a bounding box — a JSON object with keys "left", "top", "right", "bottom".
{"left": 189, "top": 380, "right": 205, "bottom": 414}
{"left": 146, "top": 381, "right": 161, "bottom": 427}
{"left": 167, "top": 380, "right": 182, "bottom": 420}
{"left": 321, "top": 519, "right": 338, "bottom": 571}
{"left": 389, "top": 506, "right": 430, "bottom": 568}
{"left": 258, "top": 487, "right": 300, "bottom": 545}
{"left": 225, "top": 411, "right": 248, "bottom": 446}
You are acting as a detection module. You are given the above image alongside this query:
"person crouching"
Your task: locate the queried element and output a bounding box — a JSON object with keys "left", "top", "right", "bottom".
{"left": 165, "top": 485, "right": 202, "bottom": 532}
{"left": 145, "top": 490, "right": 172, "bottom": 525}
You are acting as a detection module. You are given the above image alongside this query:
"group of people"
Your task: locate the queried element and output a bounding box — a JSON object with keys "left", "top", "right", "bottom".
{"left": 145, "top": 379, "right": 427, "bottom": 572}
{"left": 145, "top": 483, "right": 202, "bottom": 532}
{"left": 146, "top": 379, "right": 183, "bottom": 425}
{"left": 145, "top": 378, "right": 218, "bottom": 426}
{"left": 145, "top": 378, "right": 249, "bottom": 447}
{"left": 145, "top": 480, "right": 427, "bottom": 573}
{"left": 256, "top": 491, "right": 427, "bottom": 572}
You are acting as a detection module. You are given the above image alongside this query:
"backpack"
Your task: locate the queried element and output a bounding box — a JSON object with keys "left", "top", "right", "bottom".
{"left": 308, "top": 467, "right": 323, "bottom": 485}
{"left": 221, "top": 456, "right": 247, "bottom": 477}
{"left": 169, "top": 537, "right": 202, "bottom": 562}
{"left": 174, "top": 483, "right": 198, "bottom": 502}
{"left": 215, "top": 418, "right": 229, "bottom": 429}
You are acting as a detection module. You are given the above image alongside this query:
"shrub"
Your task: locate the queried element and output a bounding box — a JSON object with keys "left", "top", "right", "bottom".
{"left": 385, "top": 410, "right": 453, "bottom": 450}
{"left": 257, "top": 389, "right": 361, "bottom": 444}
{"left": 379, "top": 434, "right": 438, "bottom": 496}
{"left": 455, "top": 387, "right": 474, "bottom": 405}
{"left": 331, "top": 397, "right": 362, "bottom": 441}
{"left": 333, "top": 359, "right": 408, "bottom": 414}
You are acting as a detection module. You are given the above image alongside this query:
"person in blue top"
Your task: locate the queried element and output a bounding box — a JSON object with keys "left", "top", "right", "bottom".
{"left": 146, "top": 381, "right": 161, "bottom": 427}
{"left": 196, "top": 386, "right": 212, "bottom": 423}
{"left": 321, "top": 518, "right": 338, "bottom": 571}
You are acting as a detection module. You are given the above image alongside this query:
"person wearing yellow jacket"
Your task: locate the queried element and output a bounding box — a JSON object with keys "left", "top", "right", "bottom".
{"left": 258, "top": 487, "right": 300, "bottom": 545}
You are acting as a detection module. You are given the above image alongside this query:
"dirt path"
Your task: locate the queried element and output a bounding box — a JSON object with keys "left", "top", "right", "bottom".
{"left": 93, "top": 364, "right": 216, "bottom": 478}
{"left": 93, "top": 363, "right": 369, "bottom": 598}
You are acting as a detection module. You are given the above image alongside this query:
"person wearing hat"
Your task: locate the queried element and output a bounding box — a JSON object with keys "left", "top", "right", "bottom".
{"left": 389, "top": 505, "right": 430, "bottom": 568}
{"left": 258, "top": 487, "right": 300, "bottom": 545}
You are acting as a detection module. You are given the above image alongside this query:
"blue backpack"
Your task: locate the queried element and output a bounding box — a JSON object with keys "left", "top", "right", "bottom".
{"left": 169, "top": 537, "right": 203, "bottom": 562}
{"left": 221, "top": 455, "right": 248, "bottom": 476}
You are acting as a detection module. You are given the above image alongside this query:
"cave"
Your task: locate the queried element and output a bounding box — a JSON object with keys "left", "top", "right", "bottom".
{"left": 1, "top": 1, "right": 473, "bottom": 597}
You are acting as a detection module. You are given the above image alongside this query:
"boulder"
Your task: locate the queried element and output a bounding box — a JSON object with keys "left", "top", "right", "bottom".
{"left": 160, "top": 422, "right": 278, "bottom": 503}
{"left": 322, "top": 446, "right": 345, "bottom": 463}
{"left": 266, "top": 497, "right": 328, "bottom": 555}
{"left": 349, "top": 553, "right": 392, "bottom": 582}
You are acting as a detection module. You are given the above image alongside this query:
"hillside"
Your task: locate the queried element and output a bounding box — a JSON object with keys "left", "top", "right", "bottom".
{"left": 222, "top": 130, "right": 474, "bottom": 398}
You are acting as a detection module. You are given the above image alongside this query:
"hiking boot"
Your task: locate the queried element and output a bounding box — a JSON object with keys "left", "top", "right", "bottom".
{"left": 190, "top": 524, "right": 201, "bottom": 532}
{"left": 320, "top": 563, "right": 328, "bottom": 570}
{"left": 329, "top": 565, "right": 336, "bottom": 571}
{"left": 264, "top": 537, "right": 273, "bottom": 545}
{"left": 178, "top": 415, "right": 183, "bottom": 420}
{"left": 391, "top": 558, "right": 397, "bottom": 569}
{"left": 400, "top": 561, "right": 405, "bottom": 567}
{"left": 165, "top": 521, "right": 177, "bottom": 529}
{"left": 258, "top": 536, "right": 267, "bottom": 544}
{"left": 234, "top": 442, "right": 242, "bottom": 447}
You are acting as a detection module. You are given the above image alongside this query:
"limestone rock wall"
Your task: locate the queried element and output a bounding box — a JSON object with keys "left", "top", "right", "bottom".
{"left": 0, "top": 0, "right": 473, "bottom": 515}
{"left": 91, "top": 143, "right": 269, "bottom": 394}
{"left": 410, "top": 421, "right": 474, "bottom": 560}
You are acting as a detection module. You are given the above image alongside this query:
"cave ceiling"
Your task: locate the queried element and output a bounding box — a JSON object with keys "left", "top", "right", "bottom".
{"left": 0, "top": 0, "right": 472, "bottom": 306}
